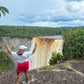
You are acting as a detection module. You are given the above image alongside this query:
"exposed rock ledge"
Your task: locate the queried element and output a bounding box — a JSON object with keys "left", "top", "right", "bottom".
{"left": 0, "top": 61, "right": 84, "bottom": 84}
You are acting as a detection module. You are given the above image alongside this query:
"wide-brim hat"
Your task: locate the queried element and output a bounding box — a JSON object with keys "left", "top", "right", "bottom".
{"left": 19, "top": 45, "right": 27, "bottom": 50}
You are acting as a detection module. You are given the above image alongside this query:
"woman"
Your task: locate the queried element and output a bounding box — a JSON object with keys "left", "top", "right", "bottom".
{"left": 5, "top": 43, "right": 37, "bottom": 84}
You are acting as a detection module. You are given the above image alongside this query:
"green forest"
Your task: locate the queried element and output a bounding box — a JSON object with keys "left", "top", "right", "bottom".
{"left": 63, "top": 28, "right": 84, "bottom": 60}
{"left": 0, "top": 25, "right": 84, "bottom": 71}
{"left": 0, "top": 25, "right": 84, "bottom": 38}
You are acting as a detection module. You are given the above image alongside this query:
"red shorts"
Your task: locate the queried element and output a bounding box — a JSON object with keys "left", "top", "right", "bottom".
{"left": 16, "top": 61, "right": 29, "bottom": 73}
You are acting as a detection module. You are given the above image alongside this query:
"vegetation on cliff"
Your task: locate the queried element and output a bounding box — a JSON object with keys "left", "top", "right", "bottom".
{"left": 63, "top": 29, "right": 84, "bottom": 60}
{"left": 49, "top": 52, "right": 64, "bottom": 65}
{"left": 0, "top": 51, "right": 14, "bottom": 72}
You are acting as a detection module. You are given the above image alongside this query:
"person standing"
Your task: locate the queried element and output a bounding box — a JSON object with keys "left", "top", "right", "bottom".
{"left": 5, "top": 43, "right": 37, "bottom": 84}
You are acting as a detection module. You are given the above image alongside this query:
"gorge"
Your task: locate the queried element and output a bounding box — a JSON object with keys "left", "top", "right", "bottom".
{"left": 0, "top": 35, "right": 63, "bottom": 70}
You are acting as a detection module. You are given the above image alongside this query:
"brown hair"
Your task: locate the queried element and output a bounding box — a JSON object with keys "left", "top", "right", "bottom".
{"left": 17, "top": 49, "right": 24, "bottom": 55}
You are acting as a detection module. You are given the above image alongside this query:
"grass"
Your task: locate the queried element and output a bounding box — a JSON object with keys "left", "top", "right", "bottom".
{"left": 39, "top": 66, "right": 59, "bottom": 70}
{"left": 62, "top": 61, "right": 71, "bottom": 66}
{"left": 39, "top": 60, "right": 72, "bottom": 70}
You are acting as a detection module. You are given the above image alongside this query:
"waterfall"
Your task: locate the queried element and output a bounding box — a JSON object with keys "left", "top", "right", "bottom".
{"left": 29, "top": 36, "right": 63, "bottom": 70}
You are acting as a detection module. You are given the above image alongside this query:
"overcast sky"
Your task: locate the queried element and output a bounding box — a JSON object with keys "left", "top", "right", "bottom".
{"left": 0, "top": 0, "right": 84, "bottom": 27}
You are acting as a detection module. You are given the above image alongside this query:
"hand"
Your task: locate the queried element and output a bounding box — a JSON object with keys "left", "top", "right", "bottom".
{"left": 5, "top": 43, "right": 11, "bottom": 54}
{"left": 5, "top": 43, "right": 8, "bottom": 48}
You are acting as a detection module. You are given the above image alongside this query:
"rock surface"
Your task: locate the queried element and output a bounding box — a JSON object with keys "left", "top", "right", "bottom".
{"left": 0, "top": 61, "right": 84, "bottom": 84}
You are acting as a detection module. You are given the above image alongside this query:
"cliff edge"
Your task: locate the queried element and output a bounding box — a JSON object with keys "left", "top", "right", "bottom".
{"left": 0, "top": 60, "right": 84, "bottom": 84}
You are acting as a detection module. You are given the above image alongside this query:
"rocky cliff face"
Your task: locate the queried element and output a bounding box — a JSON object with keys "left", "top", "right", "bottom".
{"left": 0, "top": 37, "right": 32, "bottom": 51}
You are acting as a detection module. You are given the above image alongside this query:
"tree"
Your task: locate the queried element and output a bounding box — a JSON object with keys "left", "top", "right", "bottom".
{"left": 0, "top": 6, "right": 9, "bottom": 17}
{"left": 63, "top": 29, "right": 84, "bottom": 60}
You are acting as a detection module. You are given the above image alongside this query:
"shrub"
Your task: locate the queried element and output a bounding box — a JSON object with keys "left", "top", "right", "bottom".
{"left": 49, "top": 52, "right": 64, "bottom": 65}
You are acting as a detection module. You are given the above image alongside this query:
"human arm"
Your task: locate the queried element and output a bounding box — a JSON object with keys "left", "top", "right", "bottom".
{"left": 5, "top": 43, "right": 11, "bottom": 54}
{"left": 32, "top": 43, "right": 37, "bottom": 54}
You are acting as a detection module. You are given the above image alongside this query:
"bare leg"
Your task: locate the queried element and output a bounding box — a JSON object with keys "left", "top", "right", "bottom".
{"left": 25, "top": 71, "right": 29, "bottom": 83}
{"left": 15, "top": 73, "right": 19, "bottom": 84}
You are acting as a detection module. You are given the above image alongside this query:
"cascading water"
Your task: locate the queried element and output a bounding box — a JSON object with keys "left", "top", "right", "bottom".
{"left": 29, "top": 35, "right": 63, "bottom": 70}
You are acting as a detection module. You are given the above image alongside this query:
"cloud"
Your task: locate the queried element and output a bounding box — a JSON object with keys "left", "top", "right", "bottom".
{"left": 17, "top": 0, "right": 84, "bottom": 23}
{"left": 0, "top": 0, "right": 84, "bottom": 27}
{"left": 27, "top": 20, "right": 84, "bottom": 27}
{"left": 66, "top": 0, "right": 84, "bottom": 12}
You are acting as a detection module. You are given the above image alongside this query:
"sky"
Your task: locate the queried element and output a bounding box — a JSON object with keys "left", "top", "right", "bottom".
{"left": 0, "top": 0, "right": 84, "bottom": 27}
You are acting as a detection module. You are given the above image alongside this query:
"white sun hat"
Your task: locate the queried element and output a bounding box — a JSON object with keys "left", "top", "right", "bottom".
{"left": 19, "top": 45, "right": 27, "bottom": 50}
